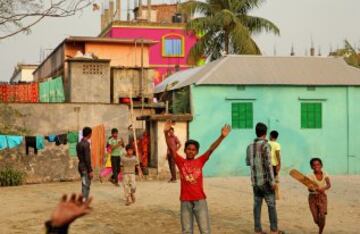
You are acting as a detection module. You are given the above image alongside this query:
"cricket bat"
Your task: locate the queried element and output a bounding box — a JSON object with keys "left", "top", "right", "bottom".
{"left": 289, "top": 169, "right": 319, "bottom": 191}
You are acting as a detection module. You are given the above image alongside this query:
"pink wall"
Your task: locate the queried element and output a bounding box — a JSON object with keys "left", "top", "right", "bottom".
{"left": 106, "top": 26, "right": 197, "bottom": 83}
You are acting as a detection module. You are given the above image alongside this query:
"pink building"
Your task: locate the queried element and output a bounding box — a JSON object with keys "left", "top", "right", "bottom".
{"left": 99, "top": 4, "right": 198, "bottom": 85}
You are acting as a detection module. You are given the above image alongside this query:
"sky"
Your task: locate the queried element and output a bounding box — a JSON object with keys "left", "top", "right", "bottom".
{"left": 0, "top": 0, "right": 359, "bottom": 81}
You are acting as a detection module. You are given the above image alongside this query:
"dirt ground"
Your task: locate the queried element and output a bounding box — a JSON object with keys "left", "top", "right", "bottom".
{"left": 0, "top": 176, "right": 359, "bottom": 234}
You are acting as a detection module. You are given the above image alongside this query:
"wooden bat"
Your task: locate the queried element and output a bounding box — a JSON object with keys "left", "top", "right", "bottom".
{"left": 289, "top": 169, "right": 319, "bottom": 191}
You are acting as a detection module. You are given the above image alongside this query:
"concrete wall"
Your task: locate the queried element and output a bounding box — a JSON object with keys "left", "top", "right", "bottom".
{"left": 68, "top": 60, "right": 111, "bottom": 103}
{"left": 190, "top": 85, "right": 360, "bottom": 176}
{"left": 1, "top": 103, "right": 129, "bottom": 137}
{"left": 0, "top": 141, "right": 78, "bottom": 184}
{"left": 85, "top": 42, "right": 150, "bottom": 67}
{"left": 112, "top": 68, "right": 154, "bottom": 101}
{"left": 33, "top": 44, "right": 65, "bottom": 81}
{"left": 11, "top": 68, "right": 35, "bottom": 83}
{"left": 0, "top": 103, "right": 130, "bottom": 183}
{"left": 156, "top": 121, "right": 187, "bottom": 178}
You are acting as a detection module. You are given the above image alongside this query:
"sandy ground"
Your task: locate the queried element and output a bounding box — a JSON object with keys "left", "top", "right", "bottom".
{"left": 0, "top": 176, "right": 359, "bottom": 234}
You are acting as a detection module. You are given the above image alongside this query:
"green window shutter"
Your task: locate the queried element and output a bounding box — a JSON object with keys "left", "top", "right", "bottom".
{"left": 232, "top": 102, "right": 253, "bottom": 129}
{"left": 301, "top": 102, "right": 322, "bottom": 129}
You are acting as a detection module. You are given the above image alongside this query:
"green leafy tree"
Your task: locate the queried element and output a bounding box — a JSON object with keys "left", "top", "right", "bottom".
{"left": 181, "top": 0, "right": 280, "bottom": 62}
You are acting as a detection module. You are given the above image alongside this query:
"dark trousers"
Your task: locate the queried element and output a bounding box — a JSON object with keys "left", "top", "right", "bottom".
{"left": 80, "top": 170, "right": 91, "bottom": 200}
{"left": 111, "top": 156, "right": 121, "bottom": 183}
{"left": 167, "top": 154, "right": 177, "bottom": 181}
{"left": 253, "top": 183, "right": 278, "bottom": 232}
{"left": 25, "top": 136, "right": 38, "bottom": 155}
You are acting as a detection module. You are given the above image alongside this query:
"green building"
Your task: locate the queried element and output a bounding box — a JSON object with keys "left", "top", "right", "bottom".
{"left": 156, "top": 56, "right": 360, "bottom": 176}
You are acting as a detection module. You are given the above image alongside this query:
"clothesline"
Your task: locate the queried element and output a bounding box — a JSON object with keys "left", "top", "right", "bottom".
{"left": 0, "top": 76, "right": 65, "bottom": 103}
{"left": 0, "top": 124, "right": 107, "bottom": 169}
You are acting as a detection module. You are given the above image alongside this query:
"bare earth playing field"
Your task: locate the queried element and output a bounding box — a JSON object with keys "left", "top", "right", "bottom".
{"left": 0, "top": 176, "right": 359, "bottom": 234}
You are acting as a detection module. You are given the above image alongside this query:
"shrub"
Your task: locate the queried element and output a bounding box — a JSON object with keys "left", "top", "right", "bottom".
{"left": 0, "top": 166, "right": 25, "bottom": 186}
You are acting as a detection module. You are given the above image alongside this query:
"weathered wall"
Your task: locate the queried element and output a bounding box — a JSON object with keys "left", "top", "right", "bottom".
{"left": 190, "top": 85, "right": 360, "bottom": 176}
{"left": 112, "top": 68, "right": 154, "bottom": 101}
{"left": 0, "top": 103, "right": 130, "bottom": 183}
{"left": 68, "top": 60, "right": 111, "bottom": 103}
{"left": 1, "top": 103, "right": 129, "bottom": 137}
{"left": 0, "top": 142, "right": 78, "bottom": 184}
{"left": 33, "top": 44, "right": 65, "bottom": 81}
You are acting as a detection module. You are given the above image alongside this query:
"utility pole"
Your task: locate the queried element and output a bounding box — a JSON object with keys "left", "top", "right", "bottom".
{"left": 140, "top": 39, "right": 145, "bottom": 122}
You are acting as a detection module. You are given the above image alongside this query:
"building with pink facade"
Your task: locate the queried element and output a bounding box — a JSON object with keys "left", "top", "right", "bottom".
{"left": 99, "top": 4, "right": 198, "bottom": 85}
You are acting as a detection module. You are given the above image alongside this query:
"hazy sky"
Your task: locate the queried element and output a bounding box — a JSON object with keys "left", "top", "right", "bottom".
{"left": 0, "top": 0, "right": 359, "bottom": 81}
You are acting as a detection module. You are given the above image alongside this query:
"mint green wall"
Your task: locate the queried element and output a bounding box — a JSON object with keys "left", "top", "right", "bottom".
{"left": 189, "top": 85, "right": 360, "bottom": 176}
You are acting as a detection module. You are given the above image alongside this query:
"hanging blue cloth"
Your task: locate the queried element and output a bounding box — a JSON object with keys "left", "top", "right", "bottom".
{"left": 0, "top": 135, "right": 8, "bottom": 150}
{"left": 36, "top": 135, "right": 45, "bottom": 150}
{"left": 46, "top": 135, "right": 57, "bottom": 142}
{"left": 6, "top": 136, "right": 23, "bottom": 149}
{"left": 0, "top": 135, "right": 23, "bottom": 150}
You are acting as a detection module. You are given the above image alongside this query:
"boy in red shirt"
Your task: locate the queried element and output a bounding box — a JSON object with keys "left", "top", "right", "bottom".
{"left": 164, "top": 121, "right": 231, "bottom": 234}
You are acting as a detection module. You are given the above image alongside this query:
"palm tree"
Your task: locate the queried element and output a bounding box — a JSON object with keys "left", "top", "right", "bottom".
{"left": 330, "top": 40, "right": 360, "bottom": 68}
{"left": 181, "top": 0, "right": 280, "bottom": 62}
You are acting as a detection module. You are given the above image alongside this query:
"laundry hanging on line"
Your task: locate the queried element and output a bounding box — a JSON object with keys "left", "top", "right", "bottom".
{"left": 45, "top": 135, "right": 57, "bottom": 142}
{"left": 25, "top": 136, "right": 38, "bottom": 155}
{"left": 67, "top": 131, "right": 79, "bottom": 157}
{"left": 0, "top": 83, "right": 38, "bottom": 103}
{"left": 0, "top": 124, "right": 107, "bottom": 161}
{"left": 39, "top": 76, "right": 65, "bottom": 103}
{"left": 0, "top": 135, "right": 23, "bottom": 150}
{"left": 55, "top": 134, "right": 68, "bottom": 145}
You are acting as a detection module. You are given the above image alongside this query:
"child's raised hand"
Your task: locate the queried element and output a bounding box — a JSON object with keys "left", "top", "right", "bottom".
{"left": 221, "top": 124, "right": 231, "bottom": 137}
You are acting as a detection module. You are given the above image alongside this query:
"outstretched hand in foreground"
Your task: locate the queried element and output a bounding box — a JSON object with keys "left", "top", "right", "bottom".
{"left": 50, "top": 194, "right": 93, "bottom": 227}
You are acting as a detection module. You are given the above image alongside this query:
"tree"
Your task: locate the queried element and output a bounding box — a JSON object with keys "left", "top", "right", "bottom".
{"left": 330, "top": 40, "right": 360, "bottom": 69}
{"left": 181, "top": 0, "right": 280, "bottom": 62}
{"left": 0, "top": 0, "right": 95, "bottom": 40}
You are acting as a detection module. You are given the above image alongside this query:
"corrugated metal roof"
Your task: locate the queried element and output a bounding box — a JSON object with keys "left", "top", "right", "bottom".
{"left": 155, "top": 55, "right": 360, "bottom": 93}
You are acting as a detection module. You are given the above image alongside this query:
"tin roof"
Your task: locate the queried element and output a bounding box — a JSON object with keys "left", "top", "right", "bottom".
{"left": 155, "top": 55, "right": 360, "bottom": 93}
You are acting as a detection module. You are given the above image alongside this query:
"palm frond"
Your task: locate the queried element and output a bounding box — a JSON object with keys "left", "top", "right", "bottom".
{"left": 238, "top": 15, "right": 280, "bottom": 35}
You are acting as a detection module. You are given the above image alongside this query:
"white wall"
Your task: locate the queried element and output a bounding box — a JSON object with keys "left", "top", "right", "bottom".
{"left": 156, "top": 121, "right": 188, "bottom": 178}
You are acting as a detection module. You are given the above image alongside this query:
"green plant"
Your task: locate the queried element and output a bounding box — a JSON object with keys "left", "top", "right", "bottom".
{"left": 181, "top": 0, "right": 280, "bottom": 62}
{"left": 0, "top": 166, "right": 25, "bottom": 186}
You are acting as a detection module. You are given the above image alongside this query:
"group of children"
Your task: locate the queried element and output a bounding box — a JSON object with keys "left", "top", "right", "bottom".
{"left": 164, "top": 121, "right": 331, "bottom": 234}
{"left": 77, "top": 127, "right": 142, "bottom": 207}
{"left": 76, "top": 122, "right": 331, "bottom": 233}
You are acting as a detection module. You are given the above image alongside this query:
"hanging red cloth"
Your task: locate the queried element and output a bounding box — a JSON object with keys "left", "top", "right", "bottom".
{"left": 0, "top": 83, "right": 39, "bottom": 103}
{"left": 140, "top": 132, "right": 149, "bottom": 167}
{"left": 90, "top": 124, "right": 105, "bottom": 169}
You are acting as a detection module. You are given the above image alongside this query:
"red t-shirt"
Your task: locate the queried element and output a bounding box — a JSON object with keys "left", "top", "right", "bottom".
{"left": 175, "top": 151, "right": 211, "bottom": 201}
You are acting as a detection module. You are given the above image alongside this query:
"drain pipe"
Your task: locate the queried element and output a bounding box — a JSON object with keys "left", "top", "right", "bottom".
{"left": 346, "top": 87, "right": 350, "bottom": 174}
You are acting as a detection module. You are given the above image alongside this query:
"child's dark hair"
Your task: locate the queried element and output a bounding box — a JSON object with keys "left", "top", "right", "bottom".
{"left": 270, "top": 130, "right": 279, "bottom": 139}
{"left": 125, "top": 144, "right": 133, "bottom": 151}
{"left": 310, "top": 157, "right": 323, "bottom": 167}
{"left": 82, "top": 127, "right": 92, "bottom": 137}
{"left": 255, "top": 122, "right": 267, "bottom": 137}
{"left": 111, "top": 128, "right": 118, "bottom": 134}
{"left": 185, "top": 139, "right": 200, "bottom": 151}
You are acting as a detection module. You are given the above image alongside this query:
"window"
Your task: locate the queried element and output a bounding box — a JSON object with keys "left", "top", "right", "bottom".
{"left": 232, "top": 102, "right": 253, "bottom": 129}
{"left": 162, "top": 34, "right": 184, "bottom": 57}
{"left": 301, "top": 103, "right": 322, "bottom": 128}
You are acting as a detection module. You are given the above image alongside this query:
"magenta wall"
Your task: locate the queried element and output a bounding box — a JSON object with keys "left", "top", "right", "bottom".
{"left": 107, "top": 26, "right": 197, "bottom": 83}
